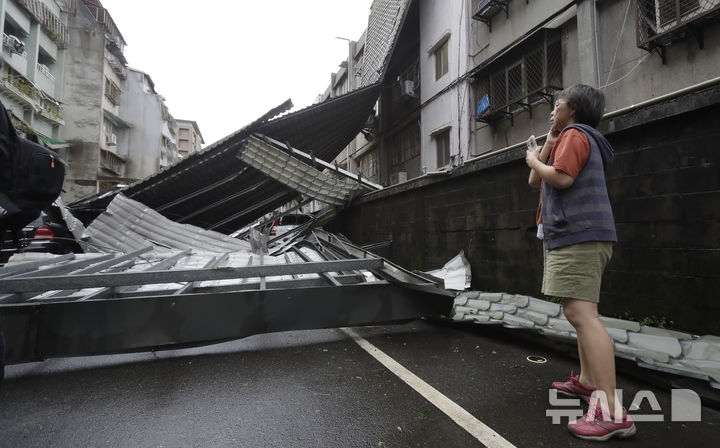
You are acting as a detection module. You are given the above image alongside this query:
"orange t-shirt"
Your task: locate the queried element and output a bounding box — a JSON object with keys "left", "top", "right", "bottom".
{"left": 536, "top": 128, "right": 590, "bottom": 225}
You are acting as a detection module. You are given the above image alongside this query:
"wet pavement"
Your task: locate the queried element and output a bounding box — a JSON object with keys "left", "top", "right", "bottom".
{"left": 1, "top": 319, "right": 719, "bottom": 447}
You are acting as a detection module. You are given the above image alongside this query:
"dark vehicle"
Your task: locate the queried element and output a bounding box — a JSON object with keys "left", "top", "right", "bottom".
{"left": 1, "top": 204, "right": 80, "bottom": 264}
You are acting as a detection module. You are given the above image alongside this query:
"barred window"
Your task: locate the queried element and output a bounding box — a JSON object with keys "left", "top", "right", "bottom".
{"left": 104, "top": 77, "right": 121, "bottom": 105}
{"left": 391, "top": 125, "right": 421, "bottom": 168}
{"left": 474, "top": 32, "right": 562, "bottom": 123}
{"left": 636, "top": 0, "right": 718, "bottom": 51}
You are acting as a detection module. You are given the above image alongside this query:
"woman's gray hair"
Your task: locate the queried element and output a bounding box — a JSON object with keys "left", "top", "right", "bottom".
{"left": 557, "top": 84, "right": 605, "bottom": 128}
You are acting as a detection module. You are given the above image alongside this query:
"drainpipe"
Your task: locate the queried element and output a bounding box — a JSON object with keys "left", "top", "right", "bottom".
{"left": 592, "top": 0, "right": 601, "bottom": 87}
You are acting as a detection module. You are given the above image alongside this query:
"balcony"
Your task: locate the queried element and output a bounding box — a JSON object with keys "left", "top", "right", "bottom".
{"left": 36, "top": 63, "right": 55, "bottom": 81}
{"left": 637, "top": 0, "right": 720, "bottom": 56}
{"left": 2, "top": 34, "right": 29, "bottom": 75}
{"left": 100, "top": 148, "right": 125, "bottom": 176}
{"left": 105, "top": 52, "right": 127, "bottom": 79}
{"left": 0, "top": 74, "right": 38, "bottom": 110}
{"left": 471, "top": 0, "right": 511, "bottom": 31}
{"left": 37, "top": 98, "right": 64, "bottom": 126}
{"left": 17, "top": 0, "right": 70, "bottom": 48}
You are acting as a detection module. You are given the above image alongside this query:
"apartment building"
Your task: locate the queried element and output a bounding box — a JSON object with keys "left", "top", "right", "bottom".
{"left": 321, "top": 30, "right": 374, "bottom": 180}
{"left": 58, "top": 0, "right": 182, "bottom": 202}
{"left": 332, "top": 0, "right": 719, "bottom": 187}
{"left": 58, "top": 0, "right": 128, "bottom": 200}
{"left": 0, "top": 0, "right": 70, "bottom": 145}
{"left": 175, "top": 119, "right": 204, "bottom": 159}
{"left": 331, "top": 0, "right": 720, "bottom": 334}
{"left": 121, "top": 67, "right": 179, "bottom": 180}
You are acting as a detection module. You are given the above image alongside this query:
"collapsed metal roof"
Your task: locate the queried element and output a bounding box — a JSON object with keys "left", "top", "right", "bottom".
{"left": 0, "top": 229, "right": 453, "bottom": 364}
{"left": 68, "top": 83, "right": 382, "bottom": 233}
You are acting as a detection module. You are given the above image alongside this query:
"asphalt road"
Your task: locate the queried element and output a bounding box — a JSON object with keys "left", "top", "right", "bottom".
{"left": 1, "top": 319, "right": 719, "bottom": 447}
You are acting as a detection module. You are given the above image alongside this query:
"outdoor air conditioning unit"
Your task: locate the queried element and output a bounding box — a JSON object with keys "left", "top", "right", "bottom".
{"left": 106, "top": 133, "right": 117, "bottom": 146}
{"left": 400, "top": 80, "right": 417, "bottom": 98}
{"left": 390, "top": 171, "right": 407, "bottom": 185}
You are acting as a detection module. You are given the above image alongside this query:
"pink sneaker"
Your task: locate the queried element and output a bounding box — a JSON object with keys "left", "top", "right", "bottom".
{"left": 568, "top": 402, "right": 637, "bottom": 441}
{"left": 551, "top": 371, "right": 596, "bottom": 401}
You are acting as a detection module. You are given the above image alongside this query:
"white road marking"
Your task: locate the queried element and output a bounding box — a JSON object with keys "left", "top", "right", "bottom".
{"left": 341, "top": 327, "right": 516, "bottom": 448}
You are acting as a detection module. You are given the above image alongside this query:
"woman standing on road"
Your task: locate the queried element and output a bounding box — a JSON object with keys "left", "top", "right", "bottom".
{"left": 525, "top": 84, "right": 636, "bottom": 441}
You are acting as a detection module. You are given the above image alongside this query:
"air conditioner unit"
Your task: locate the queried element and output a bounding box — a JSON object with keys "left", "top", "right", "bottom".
{"left": 390, "top": 171, "right": 407, "bottom": 185}
{"left": 106, "top": 133, "right": 117, "bottom": 146}
{"left": 400, "top": 80, "right": 416, "bottom": 98}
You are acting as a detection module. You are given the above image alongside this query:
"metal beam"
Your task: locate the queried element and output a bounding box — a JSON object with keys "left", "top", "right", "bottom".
{"left": 1, "top": 282, "right": 452, "bottom": 364}
{"left": 0, "top": 258, "right": 385, "bottom": 294}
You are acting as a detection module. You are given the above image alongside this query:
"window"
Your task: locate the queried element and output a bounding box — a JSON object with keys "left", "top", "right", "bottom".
{"left": 435, "top": 129, "right": 451, "bottom": 168}
{"left": 434, "top": 40, "right": 449, "bottom": 80}
{"left": 473, "top": 32, "right": 562, "bottom": 123}
{"left": 358, "top": 151, "right": 378, "bottom": 179}
{"left": 104, "top": 77, "right": 120, "bottom": 105}
{"left": 636, "top": 0, "right": 718, "bottom": 51}
{"left": 391, "top": 125, "right": 421, "bottom": 168}
{"left": 103, "top": 117, "right": 116, "bottom": 144}
{"left": 656, "top": 0, "right": 700, "bottom": 29}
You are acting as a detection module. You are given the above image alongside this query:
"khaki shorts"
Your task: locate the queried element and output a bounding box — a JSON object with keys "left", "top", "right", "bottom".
{"left": 542, "top": 241, "right": 613, "bottom": 303}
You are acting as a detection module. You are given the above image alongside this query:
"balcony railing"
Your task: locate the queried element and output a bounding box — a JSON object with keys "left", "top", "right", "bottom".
{"left": 100, "top": 148, "right": 125, "bottom": 176}
{"left": 2, "top": 33, "right": 27, "bottom": 55}
{"left": 37, "top": 63, "right": 55, "bottom": 81}
{"left": 637, "top": 0, "right": 720, "bottom": 50}
{"left": 17, "top": 0, "right": 70, "bottom": 48}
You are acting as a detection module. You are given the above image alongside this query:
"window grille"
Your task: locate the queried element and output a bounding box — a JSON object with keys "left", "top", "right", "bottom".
{"left": 474, "top": 32, "right": 562, "bottom": 124}
{"left": 104, "top": 78, "right": 121, "bottom": 105}
{"left": 636, "top": 0, "right": 720, "bottom": 52}
{"left": 391, "top": 125, "right": 420, "bottom": 168}
{"left": 471, "top": 0, "right": 511, "bottom": 32}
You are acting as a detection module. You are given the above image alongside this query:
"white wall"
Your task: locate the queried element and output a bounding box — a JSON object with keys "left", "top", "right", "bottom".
{"left": 419, "top": 0, "right": 472, "bottom": 171}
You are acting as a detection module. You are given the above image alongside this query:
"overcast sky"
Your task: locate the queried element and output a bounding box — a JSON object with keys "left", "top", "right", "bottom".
{"left": 99, "top": 0, "right": 373, "bottom": 146}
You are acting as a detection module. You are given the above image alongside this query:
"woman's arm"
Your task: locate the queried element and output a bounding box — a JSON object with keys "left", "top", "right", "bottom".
{"left": 527, "top": 131, "right": 558, "bottom": 188}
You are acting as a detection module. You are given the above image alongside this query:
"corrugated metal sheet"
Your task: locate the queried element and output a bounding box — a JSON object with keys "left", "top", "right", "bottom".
{"left": 361, "top": 0, "right": 412, "bottom": 87}
{"left": 239, "top": 136, "right": 360, "bottom": 206}
{"left": 82, "top": 194, "right": 251, "bottom": 253}
{"left": 69, "top": 84, "right": 382, "bottom": 234}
